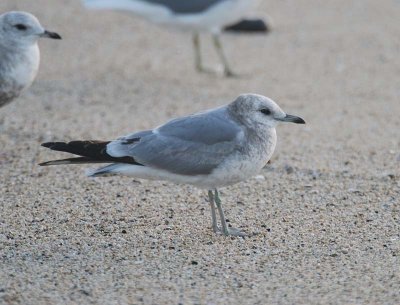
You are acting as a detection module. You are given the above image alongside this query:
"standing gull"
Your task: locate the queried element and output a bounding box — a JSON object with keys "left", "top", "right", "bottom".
{"left": 40, "top": 94, "right": 305, "bottom": 236}
{"left": 82, "top": 0, "right": 260, "bottom": 76}
{"left": 0, "top": 11, "right": 61, "bottom": 108}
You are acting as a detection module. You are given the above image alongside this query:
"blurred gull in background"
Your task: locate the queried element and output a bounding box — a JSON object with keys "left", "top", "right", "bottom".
{"left": 40, "top": 94, "right": 305, "bottom": 236}
{"left": 0, "top": 11, "right": 61, "bottom": 108}
{"left": 82, "top": 0, "right": 264, "bottom": 76}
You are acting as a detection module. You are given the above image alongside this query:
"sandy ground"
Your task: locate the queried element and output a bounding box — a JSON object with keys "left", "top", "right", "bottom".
{"left": 1, "top": 0, "right": 399, "bottom": 304}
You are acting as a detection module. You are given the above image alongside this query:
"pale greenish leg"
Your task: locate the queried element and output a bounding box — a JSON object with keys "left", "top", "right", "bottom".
{"left": 208, "top": 190, "right": 218, "bottom": 233}
{"left": 193, "top": 33, "right": 215, "bottom": 74}
{"left": 214, "top": 189, "right": 230, "bottom": 236}
{"left": 212, "top": 34, "right": 235, "bottom": 77}
{"left": 193, "top": 33, "right": 203, "bottom": 72}
{"left": 214, "top": 189, "right": 246, "bottom": 237}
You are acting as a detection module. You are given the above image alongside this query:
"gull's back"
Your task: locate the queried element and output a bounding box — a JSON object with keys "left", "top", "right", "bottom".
{"left": 107, "top": 106, "right": 244, "bottom": 176}
{"left": 83, "top": 0, "right": 257, "bottom": 31}
{"left": 142, "top": 0, "right": 227, "bottom": 14}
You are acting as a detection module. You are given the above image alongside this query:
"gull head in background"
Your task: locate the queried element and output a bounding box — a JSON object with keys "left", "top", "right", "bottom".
{"left": 0, "top": 11, "right": 61, "bottom": 49}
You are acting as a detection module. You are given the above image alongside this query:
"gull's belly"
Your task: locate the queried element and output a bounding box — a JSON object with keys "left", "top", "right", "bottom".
{"left": 112, "top": 146, "right": 275, "bottom": 190}
{"left": 206, "top": 151, "right": 270, "bottom": 188}
{"left": 106, "top": 127, "right": 277, "bottom": 190}
{"left": 112, "top": 154, "right": 269, "bottom": 190}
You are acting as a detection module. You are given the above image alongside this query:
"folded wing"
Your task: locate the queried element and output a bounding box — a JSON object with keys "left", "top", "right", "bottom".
{"left": 107, "top": 108, "right": 243, "bottom": 175}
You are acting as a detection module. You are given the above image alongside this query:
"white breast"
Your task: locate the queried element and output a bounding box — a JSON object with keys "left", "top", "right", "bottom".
{"left": 194, "top": 127, "right": 277, "bottom": 189}
{"left": 9, "top": 44, "right": 40, "bottom": 91}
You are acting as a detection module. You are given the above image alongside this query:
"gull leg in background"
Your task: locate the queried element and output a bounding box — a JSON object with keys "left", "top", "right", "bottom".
{"left": 208, "top": 190, "right": 219, "bottom": 233}
{"left": 193, "top": 33, "right": 204, "bottom": 73}
{"left": 214, "top": 189, "right": 246, "bottom": 236}
{"left": 82, "top": 0, "right": 262, "bottom": 77}
{"left": 212, "top": 33, "right": 234, "bottom": 77}
{"left": 193, "top": 33, "right": 215, "bottom": 75}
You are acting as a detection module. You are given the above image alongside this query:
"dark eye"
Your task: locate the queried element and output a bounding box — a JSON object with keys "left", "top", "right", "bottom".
{"left": 14, "top": 24, "right": 28, "bottom": 31}
{"left": 260, "top": 108, "right": 271, "bottom": 115}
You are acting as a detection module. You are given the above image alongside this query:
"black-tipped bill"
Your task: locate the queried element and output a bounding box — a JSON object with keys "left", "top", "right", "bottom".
{"left": 41, "top": 30, "right": 62, "bottom": 39}
{"left": 277, "top": 114, "right": 306, "bottom": 124}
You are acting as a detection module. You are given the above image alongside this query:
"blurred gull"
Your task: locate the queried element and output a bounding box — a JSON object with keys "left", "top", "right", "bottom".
{"left": 0, "top": 11, "right": 61, "bottom": 108}
{"left": 40, "top": 94, "right": 305, "bottom": 236}
{"left": 82, "top": 0, "right": 261, "bottom": 76}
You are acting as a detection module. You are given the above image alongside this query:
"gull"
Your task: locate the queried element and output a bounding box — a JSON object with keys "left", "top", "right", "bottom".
{"left": 0, "top": 11, "right": 61, "bottom": 108}
{"left": 40, "top": 94, "right": 305, "bottom": 236}
{"left": 82, "top": 0, "right": 261, "bottom": 76}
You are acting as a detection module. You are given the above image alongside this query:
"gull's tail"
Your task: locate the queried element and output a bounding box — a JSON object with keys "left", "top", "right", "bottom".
{"left": 39, "top": 141, "right": 141, "bottom": 167}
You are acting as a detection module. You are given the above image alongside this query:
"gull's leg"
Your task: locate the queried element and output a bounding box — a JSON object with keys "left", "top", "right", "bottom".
{"left": 208, "top": 190, "right": 219, "bottom": 233}
{"left": 214, "top": 189, "right": 246, "bottom": 236}
{"left": 212, "top": 33, "right": 235, "bottom": 77}
{"left": 214, "top": 189, "right": 229, "bottom": 235}
{"left": 193, "top": 33, "right": 215, "bottom": 74}
{"left": 193, "top": 33, "right": 204, "bottom": 72}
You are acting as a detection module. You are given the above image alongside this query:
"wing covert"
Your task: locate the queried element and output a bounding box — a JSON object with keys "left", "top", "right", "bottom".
{"left": 107, "top": 108, "right": 243, "bottom": 175}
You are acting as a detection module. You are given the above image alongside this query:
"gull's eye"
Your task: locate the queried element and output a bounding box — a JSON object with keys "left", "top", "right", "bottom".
{"left": 260, "top": 108, "right": 271, "bottom": 115}
{"left": 14, "top": 24, "right": 28, "bottom": 31}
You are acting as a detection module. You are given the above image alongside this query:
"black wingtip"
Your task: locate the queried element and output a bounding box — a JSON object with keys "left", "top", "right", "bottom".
{"left": 39, "top": 140, "right": 142, "bottom": 166}
{"left": 38, "top": 159, "right": 69, "bottom": 166}
{"left": 38, "top": 160, "right": 56, "bottom": 166}
{"left": 41, "top": 142, "right": 55, "bottom": 148}
{"left": 41, "top": 142, "right": 70, "bottom": 151}
{"left": 224, "top": 19, "right": 270, "bottom": 33}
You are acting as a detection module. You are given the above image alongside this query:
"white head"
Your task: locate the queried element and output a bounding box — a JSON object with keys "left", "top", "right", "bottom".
{"left": 228, "top": 94, "right": 305, "bottom": 128}
{"left": 0, "top": 11, "right": 61, "bottom": 49}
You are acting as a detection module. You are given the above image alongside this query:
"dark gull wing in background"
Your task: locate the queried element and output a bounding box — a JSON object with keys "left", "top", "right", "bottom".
{"left": 143, "top": 0, "right": 228, "bottom": 14}
{"left": 83, "top": 0, "right": 228, "bottom": 15}
{"left": 224, "top": 18, "right": 269, "bottom": 33}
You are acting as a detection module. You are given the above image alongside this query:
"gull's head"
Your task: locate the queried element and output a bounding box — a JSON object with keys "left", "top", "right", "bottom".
{"left": 229, "top": 94, "right": 305, "bottom": 128}
{"left": 0, "top": 11, "right": 61, "bottom": 48}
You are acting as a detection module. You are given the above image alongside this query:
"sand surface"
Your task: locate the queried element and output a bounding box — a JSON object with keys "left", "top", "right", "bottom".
{"left": 1, "top": 0, "right": 399, "bottom": 304}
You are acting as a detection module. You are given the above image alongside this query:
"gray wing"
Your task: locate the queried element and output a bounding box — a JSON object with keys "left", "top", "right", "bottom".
{"left": 143, "top": 0, "right": 227, "bottom": 14}
{"left": 107, "top": 107, "right": 243, "bottom": 175}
